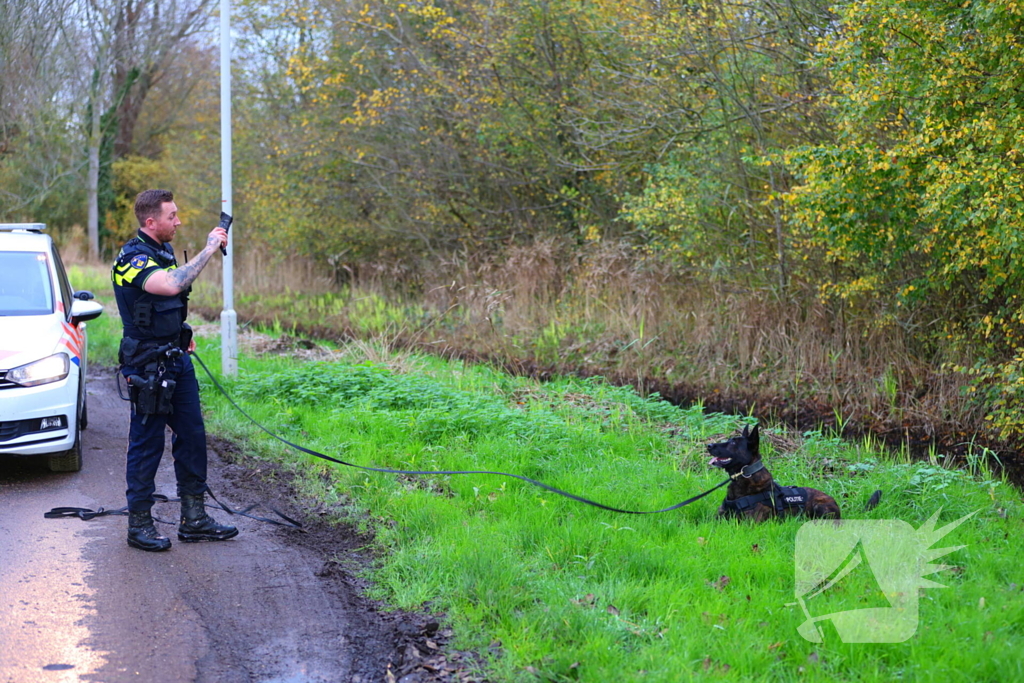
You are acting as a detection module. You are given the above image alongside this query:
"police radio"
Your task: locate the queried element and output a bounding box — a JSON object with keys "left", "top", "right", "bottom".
{"left": 218, "top": 211, "right": 233, "bottom": 256}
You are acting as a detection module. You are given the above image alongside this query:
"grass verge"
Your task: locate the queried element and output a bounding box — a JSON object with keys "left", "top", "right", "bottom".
{"left": 73, "top": 264, "right": 1023, "bottom": 683}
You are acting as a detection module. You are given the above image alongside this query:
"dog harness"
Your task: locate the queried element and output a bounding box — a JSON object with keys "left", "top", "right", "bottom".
{"left": 721, "top": 484, "right": 808, "bottom": 514}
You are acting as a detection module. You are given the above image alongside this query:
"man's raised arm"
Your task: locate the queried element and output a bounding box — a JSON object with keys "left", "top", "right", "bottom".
{"left": 144, "top": 227, "right": 227, "bottom": 296}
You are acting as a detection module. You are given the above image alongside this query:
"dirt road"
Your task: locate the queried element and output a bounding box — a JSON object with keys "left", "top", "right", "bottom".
{"left": 0, "top": 367, "right": 467, "bottom": 683}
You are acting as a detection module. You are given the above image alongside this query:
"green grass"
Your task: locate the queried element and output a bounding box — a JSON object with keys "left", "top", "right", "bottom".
{"left": 68, "top": 263, "right": 121, "bottom": 366}
{"left": 79, "top": 266, "right": 1023, "bottom": 682}
{"left": 200, "top": 345, "right": 1021, "bottom": 682}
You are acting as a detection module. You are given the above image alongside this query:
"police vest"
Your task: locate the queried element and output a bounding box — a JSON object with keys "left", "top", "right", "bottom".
{"left": 721, "top": 484, "right": 808, "bottom": 514}
{"left": 111, "top": 236, "right": 190, "bottom": 342}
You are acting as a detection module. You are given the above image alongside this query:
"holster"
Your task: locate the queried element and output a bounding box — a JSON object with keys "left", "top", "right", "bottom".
{"left": 118, "top": 337, "right": 141, "bottom": 367}
{"left": 179, "top": 323, "right": 193, "bottom": 352}
{"left": 121, "top": 335, "right": 179, "bottom": 418}
{"left": 127, "top": 374, "right": 176, "bottom": 416}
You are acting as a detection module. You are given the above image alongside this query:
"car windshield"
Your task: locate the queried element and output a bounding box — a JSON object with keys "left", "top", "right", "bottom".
{"left": 0, "top": 251, "right": 54, "bottom": 316}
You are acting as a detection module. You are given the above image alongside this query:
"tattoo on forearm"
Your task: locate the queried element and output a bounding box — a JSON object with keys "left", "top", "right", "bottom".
{"left": 167, "top": 248, "right": 215, "bottom": 290}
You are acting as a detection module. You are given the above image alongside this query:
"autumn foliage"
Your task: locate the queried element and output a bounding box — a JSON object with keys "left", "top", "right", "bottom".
{"left": 4, "top": 0, "right": 1024, "bottom": 442}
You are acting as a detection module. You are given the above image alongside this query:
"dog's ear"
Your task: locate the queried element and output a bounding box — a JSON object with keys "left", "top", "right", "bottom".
{"left": 748, "top": 423, "right": 760, "bottom": 452}
{"left": 741, "top": 424, "right": 749, "bottom": 437}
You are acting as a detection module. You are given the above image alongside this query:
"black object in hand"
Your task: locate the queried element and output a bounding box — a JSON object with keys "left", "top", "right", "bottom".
{"left": 218, "top": 211, "right": 233, "bottom": 255}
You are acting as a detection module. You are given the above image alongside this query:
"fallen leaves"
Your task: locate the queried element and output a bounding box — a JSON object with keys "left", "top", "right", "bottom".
{"left": 571, "top": 593, "right": 596, "bottom": 607}
{"left": 701, "top": 657, "right": 731, "bottom": 674}
{"left": 709, "top": 575, "right": 731, "bottom": 591}
{"left": 381, "top": 618, "right": 482, "bottom": 683}
{"left": 701, "top": 612, "right": 728, "bottom": 627}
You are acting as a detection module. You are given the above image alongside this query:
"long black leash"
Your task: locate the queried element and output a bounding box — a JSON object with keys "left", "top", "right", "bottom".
{"left": 45, "top": 492, "right": 305, "bottom": 530}
{"left": 190, "top": 351, "right": 731, "bottom": 516}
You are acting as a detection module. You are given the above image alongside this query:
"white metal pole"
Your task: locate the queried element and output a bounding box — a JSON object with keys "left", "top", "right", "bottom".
{"left": 220, "top": 0, "right": 238, "bottom": 376}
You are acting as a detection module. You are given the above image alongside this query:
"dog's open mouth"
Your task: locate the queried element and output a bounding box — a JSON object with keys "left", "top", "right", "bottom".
{"left": 708, "top": 456, "right": 731, "bottom": 468}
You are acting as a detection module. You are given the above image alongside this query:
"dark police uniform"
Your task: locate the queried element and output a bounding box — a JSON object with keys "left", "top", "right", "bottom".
{"left": 112, "top": 230, "right": 207, "bottom": 513}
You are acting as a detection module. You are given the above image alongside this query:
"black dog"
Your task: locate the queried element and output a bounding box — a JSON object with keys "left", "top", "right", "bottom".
{"left": 708, "top": 424, "right": 860, "bottom": 521}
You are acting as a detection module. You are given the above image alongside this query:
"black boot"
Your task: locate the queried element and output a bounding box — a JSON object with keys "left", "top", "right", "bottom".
{"left": 178, "top": 493, "right": 238, "bottom": 542}
{"left": 127, "top": 510, "right": 172, "bottom": 552}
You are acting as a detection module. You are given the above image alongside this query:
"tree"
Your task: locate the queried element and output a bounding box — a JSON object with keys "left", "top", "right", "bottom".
{"left": 617, "top": 0, "right": 835, "bottom": 289}
{"left": 0, "top": 0, "right": 86, "bottom": 226}
{"left": 784, "top": 0, "right": 1024, "bottom": 348}
{"left": 79, "top": 0, "right": 216, "bottom": 257}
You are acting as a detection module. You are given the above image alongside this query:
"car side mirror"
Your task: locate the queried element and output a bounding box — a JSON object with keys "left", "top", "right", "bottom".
{"left": 70, "top": 299, "right": 103, "bottom": 324}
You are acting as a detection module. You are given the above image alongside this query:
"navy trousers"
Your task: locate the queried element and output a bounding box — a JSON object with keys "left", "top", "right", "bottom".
{"left": 122, "top": 352, "right": 208, "bottom": 512}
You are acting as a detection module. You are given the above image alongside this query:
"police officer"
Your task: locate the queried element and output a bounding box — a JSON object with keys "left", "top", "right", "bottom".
{"left": 112, "top": 189, "right": 236, "bottom": 552}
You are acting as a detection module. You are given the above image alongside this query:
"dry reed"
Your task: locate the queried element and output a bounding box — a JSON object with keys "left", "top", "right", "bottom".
{"left": 178, "top": 238, "right": 979, "bottom": 442}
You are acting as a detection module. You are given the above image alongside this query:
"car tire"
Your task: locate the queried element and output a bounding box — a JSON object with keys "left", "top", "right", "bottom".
{"left": 48, "top": 420, "right": 83, "bottom": 473}
{"left": 80, "top": 393, "right": 88, "bottom": 430}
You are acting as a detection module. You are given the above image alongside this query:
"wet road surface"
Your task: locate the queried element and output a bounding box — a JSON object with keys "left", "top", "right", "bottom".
{"left": 0, "top": 368, "right": 383, "bottom": 683}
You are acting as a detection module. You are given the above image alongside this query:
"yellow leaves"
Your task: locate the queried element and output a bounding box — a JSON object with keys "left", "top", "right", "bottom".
{"left": 868, "top": 157, "right": 891, "bottom": 173}
{"left": 324, "top": 72, "right": 347, "bottom": 87}
{"left": 343, "top": 87, "right": 403, "bottom": 127}
{"left": 982, "top": 315, "right": 995, "bottom": 338}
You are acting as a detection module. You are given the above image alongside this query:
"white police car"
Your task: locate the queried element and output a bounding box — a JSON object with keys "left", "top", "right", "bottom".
{"left": 0, "top": 224, "right": 103, "bottom": 472}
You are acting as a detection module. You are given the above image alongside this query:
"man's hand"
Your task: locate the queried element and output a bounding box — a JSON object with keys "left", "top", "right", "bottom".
{"left": 143, "top": 226, "right": 229, "bottom": 296}
{"left": 188, "top": 337, "right": 197, "bottom": 354}
{"left": 207, "top": 226, "right": 228, "bottom": 251}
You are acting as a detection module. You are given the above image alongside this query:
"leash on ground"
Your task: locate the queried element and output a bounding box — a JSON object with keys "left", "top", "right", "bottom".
{"left": 45, "top": 491, "right": 305, "bottom": 530}
{"left": 189, "top": 350, "right": 731, "bottom": 516}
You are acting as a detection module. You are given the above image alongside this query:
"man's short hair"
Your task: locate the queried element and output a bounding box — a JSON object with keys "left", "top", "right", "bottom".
{"left": 134, "top": 189, "right": 174, "bottom": 227}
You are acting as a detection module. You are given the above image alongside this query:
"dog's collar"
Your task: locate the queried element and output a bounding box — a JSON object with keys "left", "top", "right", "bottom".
{"left": 730, "top": 460, "right": 765, "bottom": 480}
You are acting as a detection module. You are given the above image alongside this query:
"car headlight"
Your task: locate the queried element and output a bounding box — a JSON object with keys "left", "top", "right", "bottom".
{"left": 6, "top": 353, "right": 70, "bottom": 387}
